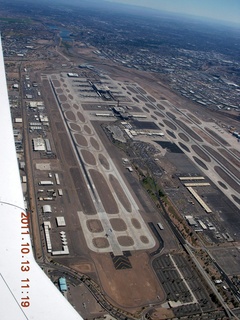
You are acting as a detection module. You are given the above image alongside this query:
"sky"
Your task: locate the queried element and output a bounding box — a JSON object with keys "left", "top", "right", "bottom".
{"left": 106, "top": 0, "right": 240, "bottom": 25}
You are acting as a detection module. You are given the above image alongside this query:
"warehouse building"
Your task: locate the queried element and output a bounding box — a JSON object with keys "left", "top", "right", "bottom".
{"left": 59, "top": 277, "right": 68, "bottom": 292}
{"left": 32, "top": 138, "right": 46, "bottom": 151}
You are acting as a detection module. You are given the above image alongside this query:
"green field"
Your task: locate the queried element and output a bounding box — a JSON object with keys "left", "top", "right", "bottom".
{"left": 0, "top": 17, "right": 31, "bottom": 24}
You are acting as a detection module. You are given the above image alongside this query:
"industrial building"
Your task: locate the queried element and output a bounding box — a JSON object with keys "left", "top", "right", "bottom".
{"left": 0, "top": 36, "right": 81, "bottom": 319}
{"left": 59, "top": 277, "right": 68, "bottom": 292}
{"left": 42, "top": 205, "right": 52, "bottom": 213}
{"left": 56, "top": 216, "right": 66, "bottom": 227}
{"left": 32, "top": 138, "right": 46, "bottom": 151}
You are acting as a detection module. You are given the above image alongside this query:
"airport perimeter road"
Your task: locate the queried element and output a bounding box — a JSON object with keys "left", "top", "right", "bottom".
{"left": 206, "top": 249, "right": 240, "bottom": 302}
{"left": 184, "top": 243, "right": 239, "bottom": 320}
{"left": 40, "top": 261, "right": 137, "bottom": 320}
{"left": 156, "top": 192, "right": 239, "bottom": 319}
{"left": 20, "top": 65, "right": 43, "bottom": 261}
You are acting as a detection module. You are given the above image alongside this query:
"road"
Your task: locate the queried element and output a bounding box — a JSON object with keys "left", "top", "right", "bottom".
{"left": 20, "top": 63, "right": 44, "bottom": 261}
{"left": 40, "top": 260, "right": 137, "bottom": 320}
{"left": 155, "top": 191, "right": 239, "bottom": 319}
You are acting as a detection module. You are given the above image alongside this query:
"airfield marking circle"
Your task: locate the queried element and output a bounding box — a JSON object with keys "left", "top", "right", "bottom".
{"left": 180, "top": 116, "right": 192, "bottom": 124}
{"left": 83, "top": 125, "right": 92, "bottom": 135}
{"left": 178, "top": 132, "right": 189, "bottom": 142}
{"left": 110, "top": 218, "right": 127, "bottom": 232}
{"left": 218, "top": 181, "right": 228, "bottom": 189}
{"left": 176, "top": 119, "right": 203, "bottom": 142}
{"left": 147, "top": 95, "right": 156, "bottom": 102}
{"left": 166, "top": 111, "right": 176, "bottom": 120}
{"left": 230, "top": 148, "right": 240, "bottom": 158}
{"left": 193, "top": 156, "right": 208, "bottom": 170}
{"left": 166, "top": 130, "right": 176, "bottom": 139}
{"left": 192, "top": 127, "right": 218, "bottom": 146}
{"left": 133, "top": 97, "right": 139, "bottom": 103}
{"left": 90, "top": 137, "right": 100, "bottom": 150}
{"left": 140, "top": 235, "right": 149, "bottom": 244}
{"left": 136, "top": 87, "right": 147, "bottom": 94}
{"left": 65, "top": 111, "right": 76, "bottom": 121}
{"left": 98, "top": 154, "right": 110, "bottom": 170}
{"left": 192, "top": 145, "right": 211, "bottom": 162}
{"left": 187, "top": 113, "right": 202, "bottom": 125}
{"left": 62, "top": 103, "right": 71, "bottom": 110}
{"left": 163, "top": 119, "right": 177, "bottom": 130}
{"left": 117, "top": 236, "right": 134, "bottom": 247}
{"left": 74, "top": 134, "right": 88, "bottom": 147}
{"left": 69, "top": 123, "right": 81, "bottom": 131}
{"left": 231, "top": 195, "right": 240, "bottom": 205}
{"left": 81, "top": 149, "right": 96, "bottom": 166}
{"left": 136, "top": 94, "right": 148, "bottom": 102}
{"left": 142, "top": 107, "right": 150, "bottom": 113}
{"left": 214, "top": 166, "right": 240, "bottom": 192}
{"left": 204, "top": 127, "right": 230, "bottom": 146}
{"left": 157, "top": 103, "right": 165, "bottom": 110}
{"left": 178, "top": 142, "right": 190, "bottom": 152}
{"left": 52, "top": 80, "right": 60, "bottom": 87}
{"left": 59, "top": 94, "right": 67, "bottom": 102}
{"left": 154, "top": 111, "right": 164, "bottom": 118}
{"left": 77, "top": 111, "right": 85, "bottom": 123}
{"left": 205, "top": 145, "right": 240, "bottom": 179}
{"left": 86, "top": 219, "right": 104, "bottom": 233}
{"left": 93, "top": 237, "right": 110, "bottom": 249}
{"left": 218, "top": 148, "right": 240, "bottom": 168}
{"left": 126, "top": 86, "right": 138, "bottom": 94}
{"left": 131, "top": 218, "right": 141, "bottom": 229}
{"left": 146, "top": 103, "right": 155, "bottom": 110}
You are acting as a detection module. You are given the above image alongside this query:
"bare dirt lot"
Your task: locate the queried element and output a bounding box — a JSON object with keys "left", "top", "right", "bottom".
{"left": 91, "top": 252, "right": 164, "bottom": 310}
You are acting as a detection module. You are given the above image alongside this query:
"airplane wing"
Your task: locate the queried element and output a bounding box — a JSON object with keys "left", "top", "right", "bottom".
{"left": 0, "top": 36, "right": 82, "bottom": 320}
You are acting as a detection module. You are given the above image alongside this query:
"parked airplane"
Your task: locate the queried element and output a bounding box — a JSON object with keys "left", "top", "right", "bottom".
{"left": 0, "top": 36, "right": 82, "bottom": 320}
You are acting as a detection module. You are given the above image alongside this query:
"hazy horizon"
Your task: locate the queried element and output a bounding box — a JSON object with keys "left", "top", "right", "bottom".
{"left": 106, "top": 0, "right": 240, "bottom": 25}
{"left": 4, "top": 0, "right": 240, "bottom": 27}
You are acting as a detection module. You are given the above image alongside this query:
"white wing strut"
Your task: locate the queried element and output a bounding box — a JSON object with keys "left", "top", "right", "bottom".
{"left": 0, "top": 36, "right": 82, "bottom": 320}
